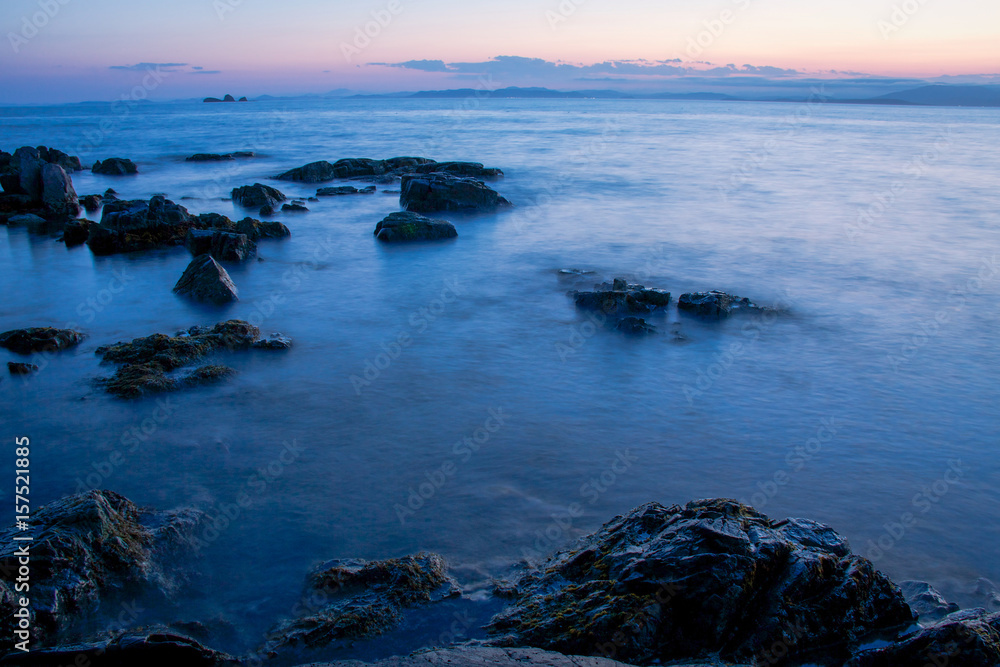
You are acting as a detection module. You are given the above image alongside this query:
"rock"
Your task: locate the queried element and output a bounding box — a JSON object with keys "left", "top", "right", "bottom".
{"left": 185, "top": 229, "right": 256, "bottom": 262}
{"left": 223, "top": 94, "right": 236, "bottom": 102}
{"left": 232, "top": 151, "right": 254, "bottom": 158}
{"left": 92, "top": 158, "right": 138, "bottom": 176}
{"left": 847, "top": 609, "right": 1000, "bottom": 667}
{"left": 238, "top": 97, "right": 248, "bottom": 102}
{"left": 263, "top": 552, "right": 460, "bottom": 655}
{"left": 41, "top": 163, "right": 80, "bottom": 217}
{"left": 173, "top": 255, "right": 239, "bottom": 305}
{"left": 233, "top": 216, "right": 290, "bottom": 241}
{"left": 400, "top": 173, "right": 512, "bottom": 213}
{"left": 87, "top": 196, "right": 195, "bottom": 255}
{"left": 96, "top": 320, "right": 260, "bottom": 398}
{"left": 0, "top": 632, "right": 239, "bottom": 666}
{"left": 900, "top": 581, "right": 960, "bottom": 624}
{"left": 13, "top": 146, "right": 44, "bottom": 200}
{"left": 573, "top": 281, "right": 671, "bottom": 318}
{"left": 63, "top": 219, "right": 92, "bottom": 246}
{"left": 184, "top": 364, "right": 236, "bottom": 386}
{"left": 374, "top": 211, "right": 458, "bottom": 242}
{"left": 203, "top": 97, "right": 224, "bottom": 103}
{"left": 79, "top": 194, "right": 102, "bottom": 212}
{"left": 0, "top": 491, "right": 202, "bottom": 650}
{"left": 259, "top": 204, "right": 274, "bottom": 216}
{"left": 231, "top": 183, "right": 286, "bottom": 209}
{"left": 252, "top": 333, "right": 292, "bottom": 350}
{"left": 7, "top": 362, "right": 38, "bottom": 375}
{"left": 186, "top": 153, "right": 235, "bottom": 162}
{"left": 414, "top": 161, "right": 504, "bottom": 178}
{"left": 677, "top": 291, "right": 764, "bottom": 317}
{"left": 281, "top": 203, "right": 308, "bottom": 212}
{"left": 6, "top": 213, "right": 47, "bottom": 228}
{"left": 616, "top": 317, "right": 656, "bottom": 335}
{"left": 486, "top": 499, "right": 914, "bottom": 665}
{"left": 276, "top": 160, "right": 337, "bottom": 183}
{"left": 37, "top": 146, "right": 84, "bottom": 172}
{"left": 316, "top": 185, "right": 377, "bottom": 196}
{"left": 296, "top": 647, "right": 651, "bottom": 667}
{"left": 103, "top": 188, "right": 118, "bottom": 199}
{"left": 0, "top": 327, "right": 84, "bottom": 354}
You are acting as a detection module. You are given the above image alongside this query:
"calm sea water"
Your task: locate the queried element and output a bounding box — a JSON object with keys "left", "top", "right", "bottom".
{"left": 1, "top": 98, "right": 999, "bottom": 655}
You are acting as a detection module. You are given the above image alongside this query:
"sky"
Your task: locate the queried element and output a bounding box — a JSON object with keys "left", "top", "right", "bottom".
{"left": 1, "top": 0, "right": 998, "bottom": 104}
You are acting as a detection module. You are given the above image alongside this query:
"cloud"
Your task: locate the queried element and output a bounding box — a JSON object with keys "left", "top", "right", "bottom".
{"left": 109, "top": 63, "right": 217, "bottom": 75}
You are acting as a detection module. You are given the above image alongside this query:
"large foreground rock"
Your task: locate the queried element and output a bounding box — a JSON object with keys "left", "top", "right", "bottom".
{"left": 486, "top": 499, "right": 914, "bottom": 665}
{"left": 0, "top": 632, "right": 239, "bottom": 666}
{"left": 87, "top": 195, "right": 196, "bottom": 254}
{"left": 263, "top": 552, "right": 460, "bottom": 656}
{"left": 1, "top": 146, "right": 82, "bottom": 219}
{"left": 401, "top": 173, "right": 512, "bottom": 213}
{"left": 847, "top": 609, "right": 1000, "bottom": 667}
{"left": 40, "top": 163, "right": 80, "bottom": 217}
{"left": 231, "top": 183, "right": 286, "bottom": 209}
{"left": 92, "top": 157, "right": 138, "bottom": 175}
{"left": 173, "top": 255, "right": 239, "bottom": 304}
{"left": 374, "top": 211, "right": 458, "bottom": 242}
{"left": 0, "top": 491, "right": 201, "bottom": 650}
{"left": 0, "top": 327, "right": 84, "bottom": 354}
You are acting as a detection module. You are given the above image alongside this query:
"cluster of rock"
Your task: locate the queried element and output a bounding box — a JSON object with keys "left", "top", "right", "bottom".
{"left": 573, "top": 278, "right": 672, "bottom": 335}
{"left": 0, "top": 146, "right": 83, "bottom": 223}
{"left": 95, "top": 320, "right": 290, "bottom": 398}
{"left": 677, "top": 291, "right": 767, "bottom": 317}
{"left": 0, "top": 327, "right": 84, "bottom": 355}
{"left": 400, "top": 173, "right": 511, "bottom": 213}
{"left": 317, "top": 185, "right": 376, "bottom": 196}
{"left": 374, "top": 212, "right": 458, "bottom": 243}
{"left": 275, "top": 158, "right": 502, "bottom": 184}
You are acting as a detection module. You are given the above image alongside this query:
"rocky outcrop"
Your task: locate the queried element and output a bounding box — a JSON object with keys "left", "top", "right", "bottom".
{"left": 263, "top": 553, "right": 461, "bottom": 656}
{"left": 95, "top": 320, "right": 264, "bottom": 398}
{"left": 41, "top": 163, "right": 80, "bottom": 217}
{"left": 63, "top": 219, "right": 92, "bottom": 246}
{"left": 677, "top": 291, "right": 765, "bottom": 317}
{"left": 37, "top": 146, "right": 85, "bottom": 172}
{"left": 0, "top": 491, "right": 201, "bottom": 650}
{"left": 7, "top": 362, "right": 38, "bottom": 375}
{"left": 616, "top": 317, "right": 656, "bottom": 335}
{"left": 374, "top": 211, "right": 458, "bottom": 242}
{"left": 317, "top": 185, "right": 376, "bottom": 196}
{"left": 400, "top": 173, "right": 512, "bottom": 213}
{"left": 0, "top": 146, "right": 81, "bottom": 219}
{"left": 173, "top": 255, "right": 239, "bottom": 304}
{"left": 276, "top": 157, "right": 502, "bottom": 184}
{"left": 573, "top": 279, "right": 672, "bottom": 318}
{"left": 185, "top": 229, "right": 256, "bottom": 262}
{"left": 900, "top": 581, "right": 960, "bottom": 624}
{"left": 300, "top": 647, "right": 648, "bottom": 667}
{"left": 414, "top": 161, "right": 504, "bottom": 178}
{"left": 486, "top": 499, "right": 914, "bottom": 665}
{"left": 0, "top": 327, "right": 85, "bottom": 354}
{"left": 0, "top": 632, "right": 239, "bottom": 666}
{"left": 87, "top": 195, "right": 195, "bottom": 255}
{"left": 231, "top": 183, "right": 286, "bottom": 209}
{"left": 282, "top": 203, "right": 308, "bottom": 212}
{"left": 847, "top": 609, "right": 1000, "bottom": 667}
{"left": 92, "top": 158, "right": 138, "bottom": 176}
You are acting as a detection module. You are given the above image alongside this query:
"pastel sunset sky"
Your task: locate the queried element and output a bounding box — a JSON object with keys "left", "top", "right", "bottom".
{"left": 2, "top": 0, "right": 998, "bottom": 104}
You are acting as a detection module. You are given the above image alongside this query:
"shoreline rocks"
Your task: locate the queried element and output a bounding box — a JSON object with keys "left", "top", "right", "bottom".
{"left": 573, "top": 278, "right": 672, "bottom": 323}
{"left": 0, "top": 327, "right": 85, "bottom": 354}
{"left": 185, "top": 229, "right": 256, "bottom": 262}
{"left": 847, "top": 609, "right": 1000, "bottom": 667}
{"left": 173, "top": 255, "right": 240, "bottom": 304}
{"left": 317, "top": 185, "right": 376, "bottom": 196}
{"left": 400, "top": 173, "right": 512, "bottom": 213}
{"left": 677, "top": 291, "right": 766, "bottom": 317}
{"left": 92, "top": 158, "right": 138, "bottom": 176}
{"left": 374, "top": 211, "right": 458, "bottom": 243}
{"left": 276, "top": 157, "right": 503, "bottom": 184}
{"left": 231, "top": 183, "right": 286, "bottom": 210}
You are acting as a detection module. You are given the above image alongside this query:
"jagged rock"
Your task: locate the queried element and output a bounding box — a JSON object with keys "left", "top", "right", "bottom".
{"left": 79, "top": 194, "right": 102, "bottom": 212}
{"left": 92, "top": 158, "right": 138, "bottom": 176}
{"left": 298, "top": 647, "right": 655, "bottom": 667}
{"left": 847, "top": 609, "right": 1000, "bottom": 667}
{"left": 0, "top": 327, "right": 84, "bottom": 354}
{"left": 263, "top": 553, "right": 460, "bottom": 655}
{"left": 677, "top": 291, "right": 764, "bottom": 317}
{"left": 95, "top": 320, "right": 260, "bottom": 398}
{"left": 252, "top": 333, "right": 292, "bottom": 350}
{"left": 231, "top": 183, "right": 286, "bottom": 209}
{"left": 616, "top": 317, "right": 656, "bottom": 335}
{"left": 0, "top": 632, "right": 239, "bottom": 666}
{"left": 414, "top": 161, "right": 504, "bottom": 178}
{"left": 37, "top": 146, "right": 84, "bottom": 172}
{"left": 400, "top": 173, "right": 512, "bottom": 213}
{"left": 486, "top": 499, "right": 914, "bottom": 665}
{"left": 573, "top": 279, "right": 671, "bottom": 318}
{"left": 0, "top": 491, "right": 201, "bottom": 650}
{"left": 900, "top": 581, "right": 960, "bottom": 624}
{"left": 7, "top": 362, "right": 38, "bottom": 375}
{"left": 41, "top": 163, "right": 80, "bottom": 217}
{"left": 87, "top": 196, "right": 195, "bottom": 254}
{"left": 185, "top": 229, "right": 256, "bottom": 262}
{"left": 374, "top": 211, "right": 458, "bottom": 242}
{"left": 63, "top": 219, "right": 92, "bottom": 246}
{"left": 276, "top": 160, "right": 338, "bottom": 183}
{"left": 13, "top": 146, "right": 44, "bottom": 200}
{"left": 173, "top": 255, "right": 239, "bottom": 305}
{"left": 316, "top": 185, "right": 377, "bottom": 196}
{"left": 282, "top": 203, "right": 308, "bottom": 212}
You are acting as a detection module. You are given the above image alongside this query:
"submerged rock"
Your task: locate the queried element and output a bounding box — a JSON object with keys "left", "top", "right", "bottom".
{"left": 173, "top": 255, "right": 239, "bottom": 304}
{"left": 401, "top": 173, "right": 512, "bottom": 213}
{"left": 92, "top": 157, "right": 138, "bottom": 176}
{"left": 0, "top": 327, "right": 84, "bottom": 354}
{"left": 414, "top": 161, "right": 504, "bottom": 178}
{"left": 6, "top": 213, "right": 47, "bottom": 228}
{"left": 186, "top": 153, "right": 237, "bottom": 162}
{"left": 847, "top": 609, "right": 1000, "bottom": 667}
{"left": 281, "top": 203, "right": 308, "bottom": 212}
{"left": 616, "top": 317, "right": 656, "bottom": 335}
{"left": 185, "top": 229, "right": 256, "bottom": 262}
{"left": 316, "top": 185, "right": 377, "bottom": 196}
{"left": 0, "top": 632, "right": 239, "bottom": 666}
{"left": 573, "top": 278, "right": 672, "bottom": 318}
{"left": 677, "top": 291, "right": 765, "bottom": 317}
{"left": 486, "top": 499, "right": 914, "bottom": 665}
{"left": 0, "top": 491, "right": 201, "bottom": 650}
{"left": 7, "top": 362, "right": 38, "bottom": 375}
{"left": 231, "top": 183, "right": 286, "bottom": 209}
{"left": 374, "top": 211, "right": 458, "bottom": 242}
{"left": 263, "top": 552, "right": 460, "bottom": 655}
{"left": 252, "top": 333, "right": 293, "bottom": 350}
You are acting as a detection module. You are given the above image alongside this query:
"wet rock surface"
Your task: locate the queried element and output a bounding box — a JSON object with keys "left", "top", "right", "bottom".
{"left": 677, "top": 291, "right": 766, "bottom": 317}
{"left": 276, "top": 157, "right": 502, "bottom": 184}
{"left": 0, "top": 327, "right": 85, "bottom": 354}
{"left": 7, "top": 362, "right": 38, "bottom": 375}
{"left": 0, "top": 631, "right": 238, "bottom": 666}
{"left": 185, "top": 229, "right": 257, "bottom": 262}
{"left": 231, "top": 183, "right": 287, "bottom": 209}
{"left": 400, "top": 173, "right": 512, "bottom": 213}
{"left": 317, "top": 185, "right": 377, "bottom": 196}
{"left": 573, "top": 278, "right": 672, "bottom": 321}
{"left": 374, "top": 211, "right": 458, "bottom": 242}
{"left": 92, "top": 158, "right": 138, "bottom": 176}
{"left": 87, "top": 195, "right": 196, "bottom": 255}
{"left": 486, "top": 499, "right": 914, "bottom": 665}
{"left": 173, "top": 255, "right": 240, "bottom": 304}
{"left": 900, "top": 581, "right": 961, "bottom": 624}
{"left": 847, "top": 609, "right": 1000, "bottom": 667}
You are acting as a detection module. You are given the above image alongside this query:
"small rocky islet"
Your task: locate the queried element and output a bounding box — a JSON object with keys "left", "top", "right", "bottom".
{"left": 2, "top": 492, "right": 998, "bottom": 666}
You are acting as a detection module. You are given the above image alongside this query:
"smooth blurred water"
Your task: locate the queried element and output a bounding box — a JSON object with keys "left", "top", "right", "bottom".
{"left": 1, "top": 98, "right": 999, "bottom": 648}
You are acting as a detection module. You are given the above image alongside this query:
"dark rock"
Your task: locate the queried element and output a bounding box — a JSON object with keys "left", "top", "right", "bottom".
{"left": 263, "top": 552, "right": 460, "bottom": 654}
{"left": 233, "top": 216, "right": 290, "bottom": 241}
{"left": 0, "top": 327, "right": 84, "bottom": 354}
{"left": 282, "top": 647, "right": 645, "bottom": 667}
{"left": 185, "top": 229, "right": 256, "bottom": 262}
{"left": 92, "top": 158, "right": 138, "bottom": 176}
{"left": 238, "top": 97, "right": 248, "bottom": 102}
{"left": 203, "top": 97, "right": 223, "bottom": 103}
{"left": 173, "top": 255, "right": 239, "bottom": 305}
{"left": 316, "top": 185, "right": 377, "bottom": 196}
{"left": 252, "top": 333, "right": 292, "bottom": 350}
{"left": 79, "top": 194, "right": 102, "bottom": 212}
{"left": 0, "top": 632, "right": 239, "bottom": 666}
{"left": 414, "top": 161, "right": 504, "bottom": 178}
{"left": 0, "top": 173, "right": 21, "bottom": 195}
{"left": 13, "top": 146, "right": 44, "bottom": 200}
{"left": 232, "top": 151, "right": 254, "bottom": 158}
{"left": 374, "top": 211, "right": 458, "bottom": 243}
{"left": 281, "top": 203, "right": 308, "bottom": 212}
{"left": 223, "top": 94, "right": 236, "bottom": 102}
{"left": 37, "top": 146, "right": 84, "bottom": 172}
{"left": 616, "top": 317, "right": 656, "bottom": 335}
{"left": 186, "top": 153, "right": 234, "bottom": 162}
{"left": 259, "top": 204, "right": 274, "bottom": 216}
{"left": 231, "top": 183, "right": 286, "bottom": 209}
{"left": 62, "top": 219, "right": 92, "bottom": 246}
{"left": 847, "top": 609, "right": 1000, "bottom": 667}
{"left": 6, "top": 213, "right": 47, "bottom": 228}
{"left": 41, "top": 163, "right": 80, "bottom": 217}
{"left": 276, "top": 160, "right": 337, "bottom": 183}
{"left": 7, "top": 362, "right": 38, "bottom": 375}
{"left": 184, "top": 364, "right": 236, "bottom": 386}
{"left": 486, "top": 499, "right": 914, "bottom": 665}
{"left": 103, "top": 188, "right": 118, "bottom": 199}
{"left": 0, "top": 491, "right": 202, "bottom": 650}
{"left": 401, "top": 173, "right": 512, "bottom": 213}
{"left": 677, "top": 291, "right": 764, "bottom": 317}
{"left": 87, "top": 196, "right": 195, "bottom": 255}
{"left": 900, "top": 581, "right": 961, "bottom": 624}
